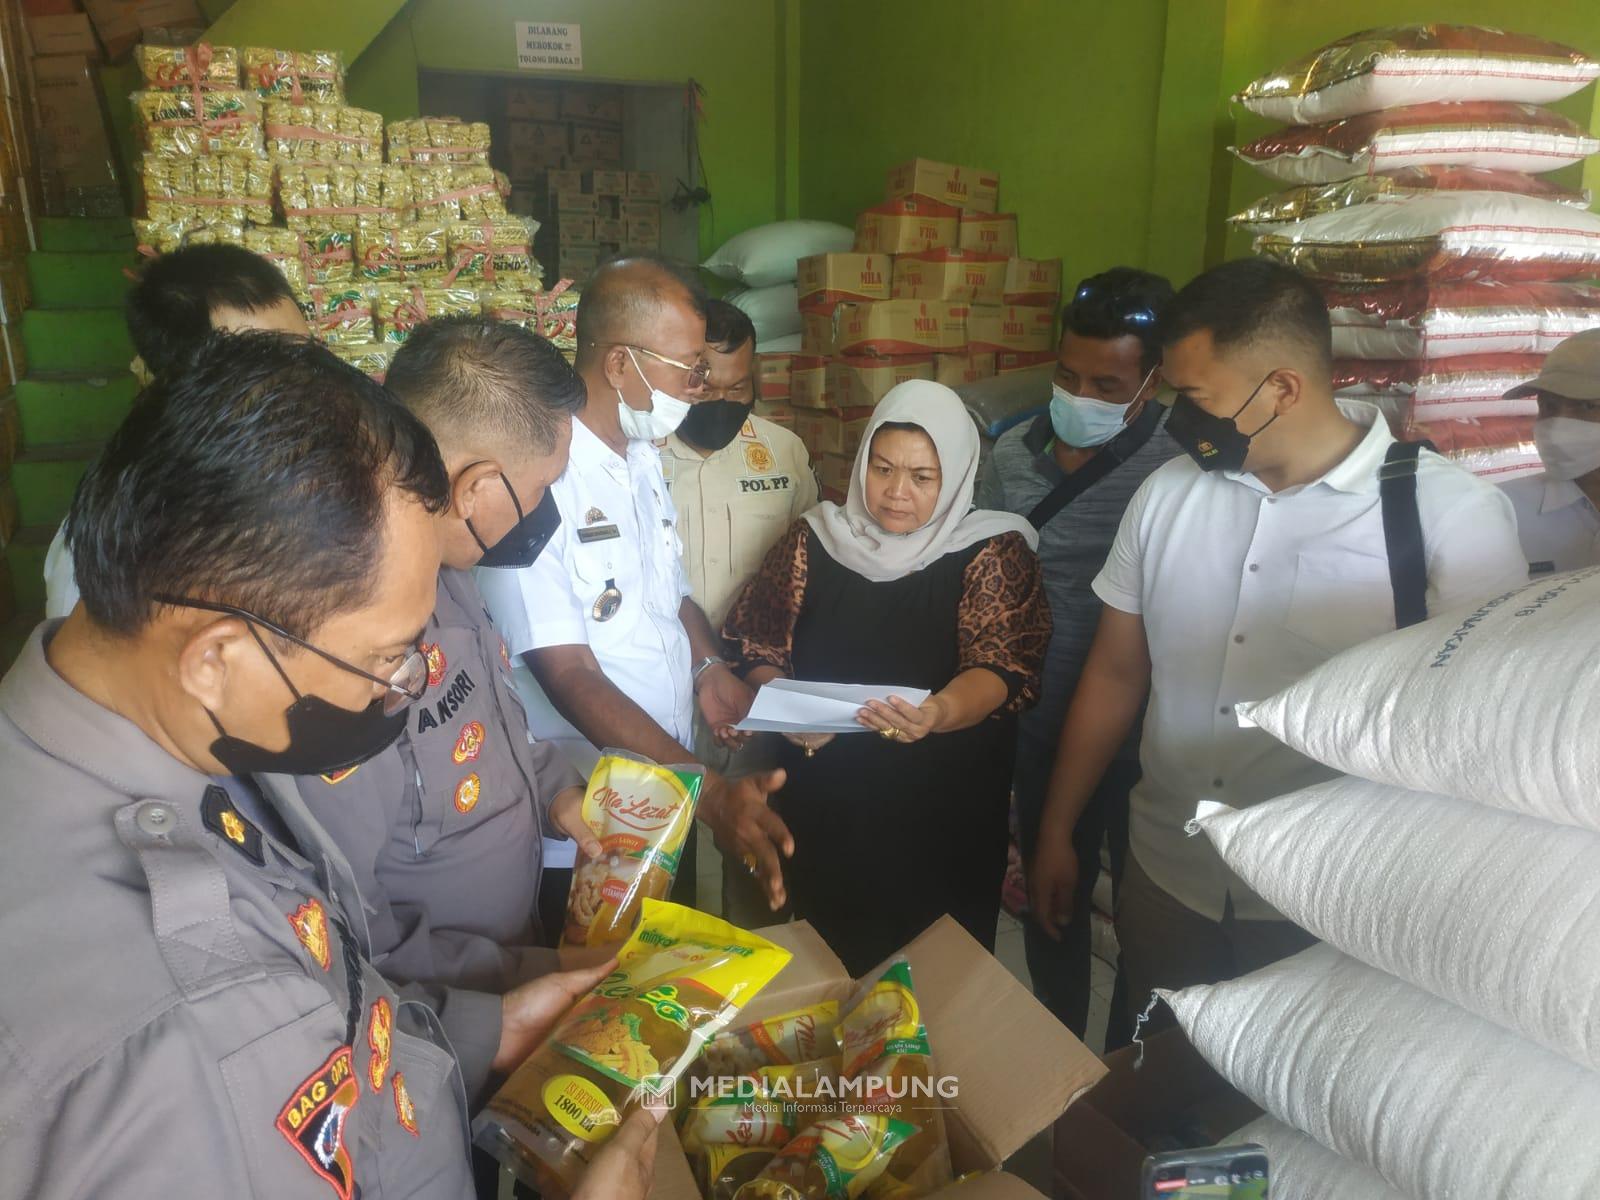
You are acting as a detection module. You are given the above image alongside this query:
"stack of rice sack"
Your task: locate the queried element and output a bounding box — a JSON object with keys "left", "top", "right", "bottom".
{"left": 127, "top": 43, "right": 567, "bottom": 377}
{"left": 1159, "top": 566, "right": 1600, "bottom": 1199}
{"left": 1230, "top": 25, "right": 1600, "bottom": 481}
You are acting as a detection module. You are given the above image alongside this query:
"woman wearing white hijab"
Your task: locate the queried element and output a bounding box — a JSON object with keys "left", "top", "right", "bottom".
{"left": 724, "top": 381, "right": 1051, "bottom": 972}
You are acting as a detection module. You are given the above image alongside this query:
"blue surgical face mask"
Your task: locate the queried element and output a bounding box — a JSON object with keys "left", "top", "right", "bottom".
{"left": 1049, "top": 384, "right": 1132, "bottom": 448}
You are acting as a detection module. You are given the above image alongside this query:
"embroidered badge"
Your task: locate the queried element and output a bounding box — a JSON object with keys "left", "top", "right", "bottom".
{"left": 276, "top": 1047, "right": 359, "bottom": 1200}
{"left": 367, "top": 998, "right": 392, "bottom": 1093}
{"left": 592, "top": 579, "right": 622, "bottom": 622}
{"left": 201, "top": 785, "right": 264, "bottom": 865}
{"left": 452, "top": 720, "right": 485, "bottom": 764}
{"left": 499, "top": 640, "right": 512, "bottom": 671}
{"left": 454, "top": 773, "right": 481, "bottom": 814}
{"left": 319, "top": 765, "right": 360, "bottom": 786}
{"left": 393, "top": 1072, "right": 419, "bottom": 1136}
{"left": 423, "top": 642, "right": 447, "bottom": 689}
{"left": 584, "top": 507, "right": 607, "bottom": 525}
{"left": 739, "top": 418, "right": 757, "bottom": 440}
{"left": 744, "top": 441, "right": 775, "bottom": 475}
{"left": 288, "top": 898, "right": 332, "bottom": 971}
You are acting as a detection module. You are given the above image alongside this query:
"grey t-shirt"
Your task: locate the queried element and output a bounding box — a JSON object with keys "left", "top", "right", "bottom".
{"left": 976, "top": 410, "right": 1180, "bottom": 756}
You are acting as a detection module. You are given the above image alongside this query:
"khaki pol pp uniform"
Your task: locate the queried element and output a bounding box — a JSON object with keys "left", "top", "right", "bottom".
{"left": 0, "top": 625, "right": 476, "bottom": 1200}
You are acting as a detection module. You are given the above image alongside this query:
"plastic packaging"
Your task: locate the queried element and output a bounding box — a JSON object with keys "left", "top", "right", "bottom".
{"left": 242, "top": 47, "right": 346, "bottom": 104}
{"left": 134, "top": 89, "right": 262, "bottom": 157}
{"left": 1326, "top": 280, "right": 1600, "bottom": 360}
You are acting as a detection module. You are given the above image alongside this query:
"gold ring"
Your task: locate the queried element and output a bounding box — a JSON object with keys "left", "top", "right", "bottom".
{"left": 879, "top": 726, "right": 901, "bottom": 742}
{"left": 742, "top": 853, "right": 758, "bottom": 874}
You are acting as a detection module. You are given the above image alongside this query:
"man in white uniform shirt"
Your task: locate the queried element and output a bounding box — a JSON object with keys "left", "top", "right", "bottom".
{"left": 1499, "top": 329, "right": 1600, "bottom": 575}
{"left": 1029, "top": 259, "right": 1527, "bottom": 1021}
{"left": 478, "top": 257, "right": 792, "bottom": 931}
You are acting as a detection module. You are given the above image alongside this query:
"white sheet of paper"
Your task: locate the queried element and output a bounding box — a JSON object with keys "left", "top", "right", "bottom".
{"left": 734, "top": 678, "right": 933, "bottom": 734}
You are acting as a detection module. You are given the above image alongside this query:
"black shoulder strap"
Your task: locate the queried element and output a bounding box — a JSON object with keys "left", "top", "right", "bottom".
{"left": 1379, "top": 440, "right": 1432, "bottom": 629}
{"left": 1027, "top": 400, "right": 1163, "bottom": 530}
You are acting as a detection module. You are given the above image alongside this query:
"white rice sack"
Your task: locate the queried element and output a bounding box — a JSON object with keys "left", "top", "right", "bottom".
{"left": 1228, "top": 1116, "right": 1411, "bottom": 1200}
{"left": 1191, "top": 780, "right": 1600, "bottom": 1071}
{"left": 702, "top": 220, "right": 854, "bottom": 288}
{"left": 1236, "top": 567, "right": 1600, "bottom": 830}
{"left": 1163, "top": 945, "right": 1600, "bottom": 1200}
{"left": 727, "top": 282, "right": 802, "bottom": 343}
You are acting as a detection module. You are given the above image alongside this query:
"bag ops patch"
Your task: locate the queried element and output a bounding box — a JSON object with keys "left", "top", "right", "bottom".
{"left": 276, "top": 1046, "right": 360, "bottom": 1200}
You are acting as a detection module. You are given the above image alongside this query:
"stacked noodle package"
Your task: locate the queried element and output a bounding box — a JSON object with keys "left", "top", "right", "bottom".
{"left": 1231, "top": 25, "right": 1600, "bottom": 482}
{"left": 125, "top": 43, "right": 575, "bottom": 374}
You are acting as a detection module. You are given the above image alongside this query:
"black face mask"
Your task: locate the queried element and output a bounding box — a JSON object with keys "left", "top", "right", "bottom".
{"left": 207, "top": 627, "right": 408, "bottom": 777}
{"left": 468, "top": 474, "right": 561, "bottom": 569}
{"left": 1165, "top": 373, "right": 1280, "bottom": 474}
{"left": 676, "top": 398, "right": 754, "bottom": 452}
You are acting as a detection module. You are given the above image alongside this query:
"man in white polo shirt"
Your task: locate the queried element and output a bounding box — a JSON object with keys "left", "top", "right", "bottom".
{"left": 1028, "top": 258, "right": 1527, "bottom": 1020}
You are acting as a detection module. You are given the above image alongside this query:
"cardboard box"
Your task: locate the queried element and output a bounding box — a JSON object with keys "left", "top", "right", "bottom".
{"left": 82, "top": 0, "right": 140, "bottom": 60}
{"left": 628, "top": 171, "right": 661, "bottom": 199}
{"left": 934, "top": 352, "right": 997, "bottom": 388}
{"left": 593, "top": 217, "right": 625, "bottom": 243}
{"left": 561, "top": 85, "right": 623, "bottom": 125}
{"left": 546, "top": 168, "right": 584, "bottom": 195}
{"left": 554, "top": 190, "right": 599, "bottom": 216}
{"left": 793, "top": 407, "right": 874, "bottom": 458}
{"left": 892, "top": 250, "right": 1007, "bottom": 306}
{"left": 837, "top": 300, "right": 968, "bottom": 357}
{"left": 996, "top": 349, "right": 1059, "bottom": 374}
{"left": 626, "top": 216, "right": 660, "bottom": 249}
{"left": 789, "top": 354, "right": 831, "bottom": 410}
{"left": 1053, "top": 1029, "right": 1256, "bottom": 1200}
{"left": 506, "top": 84, "right": 560, "bottom": 122}
{"left": 509, "top": 121, "right": 568, "bottom": 154}
{"left": 558, "top": 218, "right": 596, "bottom": 245}
{"left": 23, "top": 0, "right": 81, "bottom": 15}
{"left": 753, "top": 399, "right": 795, "bottom": 429}
{"left": 854, "top": 198, "right": 959, "bottom": 255}
{"left": 620, "top": 199, "right": 659, "bottom": 222}
{"left": 1004, "top": 258, "right": 1064, "bottom": 308}
{"left": 583, "top": 169, "right": 628, "bottom": 196}
{"left": 886, "top": 156, "right": 1000, "bottom": 213}
{"left": 570, "top": 123, "right": 622, "bottom": 166}
{"left": 0, "top": 260, "right": 28, "bottom": 324}
{"left": 968, "top": 305, "right": 1056, "bottom": 354}
{"left": 757, "top": 351, "right": 793, "bottom": 401}
{"left": 801, "top": 310, "right": 839, "bottom": 357}
{"left": 32, "top": 55, "right": 119, "bottom": 210}
{"left": 829, "top": 354, "right": 935, "bottom": 410}
{"left": 817, "top": 453, "right": 854, "bottom": 496}
{"left": 959, "top": 212, "right": 1019, "bottom": 258}
{"left": 135, "top": 0, "right": 203, "bottom": 40}
{"left": 561, "top": 246, "right": 600, "bottom": 279}
{"left": 27, "top": 13, "right": 97, "bottom": 56}
{"left": 509, "top": 144, "right": 567, "bottom": 179}
{"left": 797, "top": 252, "right": 891, "bottom": 315}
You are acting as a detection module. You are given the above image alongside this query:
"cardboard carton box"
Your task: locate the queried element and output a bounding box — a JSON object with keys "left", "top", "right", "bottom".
{"left": 509, "top": 121, "right": 568, "bottom": 154}
{"left": 0, "top": 260, "right": 28, "bottom": 324}
{"left": 32, "top": 55, "right": 119, "bottom": 212}
{"left": 82, "top": 0, "right": 140, "bottom": 60}
{"left": 561, "top": 85, "right": 623, "bottom": 125}
{"left": 1053, "top": 1029, "right": 1257, "bottom": 1200}
{"left": 27, "top": 13, "right": 97, "bottom": 56}
{"left": 510, "top": 144, "right": 566, "bottom": 179}
{"left": 996, "top": 349, "right": 1059, "bottom": 374}
{"left": 789, "top": 354, "right": 831, "bottom": 410}
{"left": 546, "top": 168, "right": 584, "bottom": 195}
{"left": 626, "top": 213, "right": 660, "bottom": 248}
{"left": 801, "top": 310, "right": 839, "bottom": 357}
{"left": 620, "top": 199, "right": 659, "bottom": 223}
{"left": 570, "top": 123, "right": 622, "bottom": 167}
{"left": 829, "top": 354, "right": 935, "bottom": 410}
{"left": 594, "top": 217, "right": 626, "bottom": 243}
{"left": 135, "top": 0, "right": 203, "bottom": 41}
{"left": 1004, "top": 258, "right": 1063, "bottom": 308}
{"left": 757, "top": 352, "right": 793, "bottom": 401}
{"left": 968, "top": 305, "right": 1056, "bottom": 354}
{"left": 959, "top": 212, "right": 1019, "bottom": 258}
{"left": 793, "top": 407, "right": 874, "bottom": 458}
{"left": 554, "top": 190, "right": 599, "bottom": 216}
{"left": 885, "top": 157, "right": 1000, "bottom": 213}
{"left": 892, "top": 250, "right": 1007, "bottom": 306}
{"left": 506, "top": 84, "right": 560, "bottom": 122}
{"left": 817, "top": 452, "right": 854, "bottom": 496}
{"left": 561, "top": 246, "right": 599, "bottom": 279}
{"left": 854, "top": 198, "right": 959, "bottom": 256}
{"left": 934, "top": 352, "right": 997, "bottom": 388}
{"left": 583, "top": 169, "right": 627, "bottom": 196}
{"left": 837, "top": 299, "right": 968, "bottom": 357}
{"left": 796, "top": 252, "right": 891, "bottom": 314}
{"left": 559, "top": 231, "right": 597, "bottom": 256}
{"left": 752, "top": 403, "right": 795, "bottom": 431}
{"left": 628, "top": 171, "right": 661, "bottom": 199}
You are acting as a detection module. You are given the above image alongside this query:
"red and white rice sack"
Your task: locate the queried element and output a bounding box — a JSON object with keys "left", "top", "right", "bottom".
{"left": 1235, "top": 25, "right": 1599, "bottom": 125}
{"left": 1253, "top": 191, "right": 1600, "bottom": 284}
{"left": 1234, "top": 101, "right": 1599, "bottom": 185}
{"left": 1228, "top": 166, "right": 1591, "bottom": 234}
{"left": 1409, "top": 415, "right": 1540, "bottom": 480}
{"left": 1325, "top": 281, "right": 1600, "bottom": 360}
{"left": 1334, "top": 353, "right": 1544, "bottom": 421}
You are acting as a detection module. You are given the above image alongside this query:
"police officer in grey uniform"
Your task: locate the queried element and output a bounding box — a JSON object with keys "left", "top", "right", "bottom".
{"left": 297, "top": 318, "right": 600, "bottom": 1107}
{"left": 0, "top": 335, "right": 659, "bottom": 1200}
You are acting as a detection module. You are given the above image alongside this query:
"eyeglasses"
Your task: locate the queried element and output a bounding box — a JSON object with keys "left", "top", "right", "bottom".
{"left": 627, "top": 344, "right": 712, "bottom": 389}
{"left": 155, "top": 594, "right": 427, "bottom": 716}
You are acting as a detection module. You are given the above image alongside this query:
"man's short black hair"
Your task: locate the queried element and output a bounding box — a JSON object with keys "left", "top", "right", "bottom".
{"left": 125, "top": 244, "right": 300, "bottom": 380}
{"left": 574, "top": 253, "right": 709, "bottom": 369}
{"left": 1062, "top": 267, "right": 1175, "bottom": 374}
{"left": 704, "top": 298, "right": 757, "bottom": 354}
{"left": 385, "top": 316, "right": 585, "bottom": 456}
{"left": 1158, "top": 258, "right": 1333, "bottom": 373}
{"left": 68, "top": 331, "right": 449, "bottom": 639}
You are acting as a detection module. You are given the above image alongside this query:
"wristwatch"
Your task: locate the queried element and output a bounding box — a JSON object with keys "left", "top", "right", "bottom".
{"left": 692, "top": 656, "right": 729, "bottom": 691}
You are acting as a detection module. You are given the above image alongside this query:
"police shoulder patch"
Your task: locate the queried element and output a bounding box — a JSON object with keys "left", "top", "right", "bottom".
{"left": 367, "top": 998, "right": 392, "bottom": 1093}
{"left": 288, "top": 898, "right": 332, "bottom": 971}
{"left": 201, "top": 785, "right": 264, "bottom": 865}
{"left": 393, "top": 1072, "right": 419, "bottom": 1136}
{"left": 276, "top": 1046, "right": 359, "bottom": 1200}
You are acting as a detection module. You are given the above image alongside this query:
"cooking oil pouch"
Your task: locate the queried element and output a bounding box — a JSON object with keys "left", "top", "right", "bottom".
{"left": 707, "top": 1145, "right": 779, "bottom": 1200}
{"left": 702, "top": 1002, "right": 842, "bottom": 1078}
{"left": 474, "top": 899, "right": 792, "bottom": 1199}
{"left": 735, "top": 1111, "right": 918, "bottom": 1200}
{"left": 682, "top": 1080, "right": 796, "bottom": 1157}
{"left": 561, "top": 752, "right": 703, "bottom": 949}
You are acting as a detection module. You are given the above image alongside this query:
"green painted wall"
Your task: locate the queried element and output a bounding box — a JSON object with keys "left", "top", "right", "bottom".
{"left": 796, "top": 0, "right": 1169, "bottom": 291}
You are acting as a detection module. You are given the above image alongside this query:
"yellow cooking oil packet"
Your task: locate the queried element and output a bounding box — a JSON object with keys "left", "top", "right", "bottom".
{"left": 475, "top": 899, "right": 792, "bottom": 1198}
{"left": 736, "top": 1111, "right": 919, "bottom": 1200}
{"left": 562, "top": 751, "right": 703, "bottom": 948}
{"left": 706, "top": 1144, "right": 779, "bottom": 1200}
{"left": 702, "top": 1001, "right": 841, "bottom": 1078}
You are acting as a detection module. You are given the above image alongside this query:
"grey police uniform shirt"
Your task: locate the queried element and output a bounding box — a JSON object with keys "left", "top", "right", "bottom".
{"left": 0, "top": 624, "right": 479, "bottom": 1200}
{"left": 975, "top": 410, "right": 1180, "bottom": 759}
{"left": 297, "top": 567, "right": 581, "bottom": 1100}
